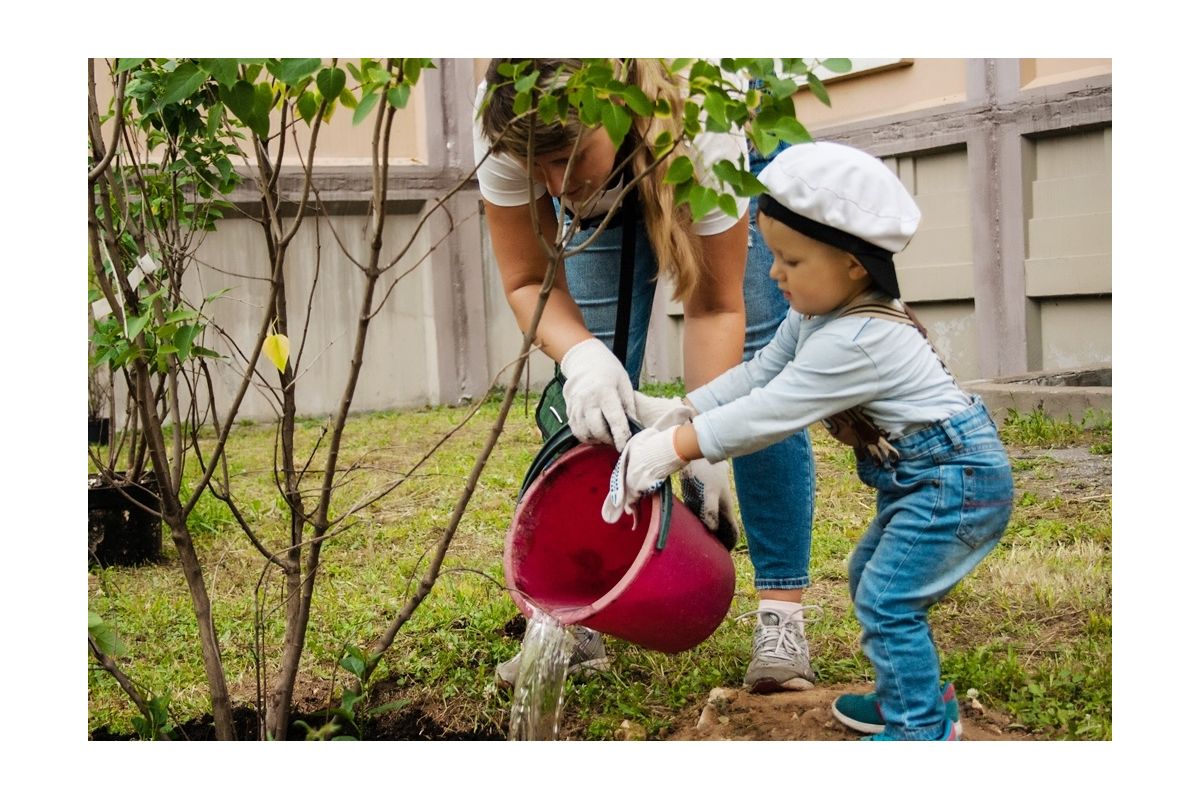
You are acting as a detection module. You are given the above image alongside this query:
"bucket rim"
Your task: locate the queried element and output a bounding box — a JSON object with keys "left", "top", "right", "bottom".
{"left": 503, "top": 442, "right": 664, "bottom": 625}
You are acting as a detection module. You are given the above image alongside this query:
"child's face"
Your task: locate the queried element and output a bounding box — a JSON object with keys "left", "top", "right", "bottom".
{"left": 761, "top": 214, "right": 872, "bottom": 315}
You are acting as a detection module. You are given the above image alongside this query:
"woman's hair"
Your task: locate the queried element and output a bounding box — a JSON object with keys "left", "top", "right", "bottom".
{"left": 481, "top": 58, "right": 705, "bottom": 302}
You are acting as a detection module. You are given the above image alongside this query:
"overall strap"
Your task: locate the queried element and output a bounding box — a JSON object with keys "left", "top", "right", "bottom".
{"left": 821, "top": 291, "right": 946, "bottom": 463}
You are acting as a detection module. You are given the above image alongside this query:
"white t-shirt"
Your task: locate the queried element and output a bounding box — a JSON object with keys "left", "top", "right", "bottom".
{"left": 688, "top": 304, "right": 972, "bottom": 462}
{"left": 471, "top": 81, "right": 749, "bottom": 237}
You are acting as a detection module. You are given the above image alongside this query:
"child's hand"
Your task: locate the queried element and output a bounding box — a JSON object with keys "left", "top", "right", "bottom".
{"left": 601, "top": 406, "right": 692, "bottom": 524}
{"left": 632, "top": 391, "right": 692, "bottom": 428}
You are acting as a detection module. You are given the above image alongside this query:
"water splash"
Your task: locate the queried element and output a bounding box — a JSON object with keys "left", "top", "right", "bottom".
{"left": 507, "top": 609, "right": 574, "bottom": 741}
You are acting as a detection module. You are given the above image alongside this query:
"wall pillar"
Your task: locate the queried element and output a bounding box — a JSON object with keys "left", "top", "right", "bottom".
{"left": 966, "top": 58, "right": 1032, "bottom": 378}
{"left": 422, "top": 58, "right": 489, "bottom": 404}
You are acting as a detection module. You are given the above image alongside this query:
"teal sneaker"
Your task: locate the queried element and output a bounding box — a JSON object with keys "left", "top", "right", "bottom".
{"left": 832, "top": 681, "right": 963, "bottom": 737}
{"left": 861, "top": 717, "right": 959, "bottom": 741}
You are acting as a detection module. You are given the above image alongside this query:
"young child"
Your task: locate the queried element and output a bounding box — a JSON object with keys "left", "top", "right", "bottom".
{"left": 603, "top": 141, "right": 1013, "bottom": 741}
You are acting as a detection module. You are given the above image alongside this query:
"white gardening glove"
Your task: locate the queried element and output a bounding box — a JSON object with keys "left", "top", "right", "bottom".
{"left": 560, "top": 338, "right": 637, "bottom": 451}
{"left": 631, "top": 391, "right": 738, "bottom": 548}
{"left": 680, "top": 458, "right": 739, "bottom": 551}
{"left": 601, "top": 405, "right": 693, "bottom": 525}
{"left": 632, "top": 390, "right": 692, "bottom": 428}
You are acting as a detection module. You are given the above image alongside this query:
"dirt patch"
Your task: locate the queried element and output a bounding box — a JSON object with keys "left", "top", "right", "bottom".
{"left": 666, "top": 684, "right": 1036, "bottom": 741}
{"left": 1011, "top": 444, "right": 1111, "bottom": 502}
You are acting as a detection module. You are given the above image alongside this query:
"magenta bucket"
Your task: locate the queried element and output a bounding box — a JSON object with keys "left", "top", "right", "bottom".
{"left": 504, "top": 429, "right": 735, "bottom": 654}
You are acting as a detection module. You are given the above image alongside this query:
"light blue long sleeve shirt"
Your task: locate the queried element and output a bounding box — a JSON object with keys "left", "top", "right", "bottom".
{"left": 687, "top": 307, "right": 971, "bottom": 462}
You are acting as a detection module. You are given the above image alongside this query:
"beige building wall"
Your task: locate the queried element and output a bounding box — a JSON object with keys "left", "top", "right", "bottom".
{"left": 644, "top": 58, "right": 1111, "bottom": 385}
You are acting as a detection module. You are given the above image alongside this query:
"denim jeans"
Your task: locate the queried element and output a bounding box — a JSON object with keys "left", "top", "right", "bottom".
{"left": 564, "top": 183, "right": 815, "bottom": 590}
{"left": 849, "top": 399, "right": 1013, "bottom": 740}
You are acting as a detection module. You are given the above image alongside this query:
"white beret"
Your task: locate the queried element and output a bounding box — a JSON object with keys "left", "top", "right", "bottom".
{"left": 757, "top": 142, "right": 921, "bottom": 254}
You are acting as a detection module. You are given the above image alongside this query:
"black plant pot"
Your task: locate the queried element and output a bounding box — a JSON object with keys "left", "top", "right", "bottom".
{"left": 88, "top": 416, "right": 110, "bottom": 445}
{"left": 88, "top": 473, "right": 162, "bottom": 567}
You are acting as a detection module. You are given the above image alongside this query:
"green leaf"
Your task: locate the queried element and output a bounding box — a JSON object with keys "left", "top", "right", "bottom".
{"left": 537, "top": 92, "right": 560, "bottom": 124}
{"left": 822, "top": 58, "right": 853, "bottom": 74}
{"left": 316, "top": 67, "right": 346, "bottom": 102}
{"left": 204, "top": 287, "right": 233, "bottom": 304}
{"left": 619, "top": 85, "right": 652, "bottom": 117}
{"left": 717, "top": 192, "right": 739, "bottom": 219}
{"left": 600, "top": 102, "right": 631, "bottom": 146}
{"left": 277, "top": 58, "right": 322, "bottom": 86}
{"left": 703, "top": 88, "right": 729, "bottom": 131}
{"left": 512, "top": 89, "right": 531, "bottom": 115}
{"left": 352, "top": 89, "right": 380, "bottom": 125}
{"left": 664, "top": 155, "right": 694, "bottom": 185}
{"left": 174, "top": 324, "right": 198, "bottom": 361}
{"left": 221, "top": 81, "right": 260, "bottom": 135}
{"left": 125, "top": 312, "right": 150, "bottom": 341}
{"left": 687, "top": 183, "right": 719, "bottom": 221}
{"left": 199, "top": 59, "right": 239, "bottom": 88}
{"left": 339, "top": 653, "right": 367, "bottom": 681}
{"left": 206, "top": 101, "right": 225, "bottom": 137}
{"left": 514, "top": 71, "right": 538, "bottom": 94}
{"left": 402, "top": 58, "right": 429, "bottom": 85}
{"left": 387, "top": 85, "right": 411, "bottom": 109}
{"left": 192, "top": 346, "right": 223, "bottom": 359}
{"left": 89, "top": 615, "right": 127, "bottom": 657}
{"left": 773, "top": 115, "right": 812, "bottom": 144}
{"left": 339, "top": 87, "right": 357, "bottom": 109}
{"left": 162, "top": 63, "right": 208, "bottom": 106}
{"left": 806, "top": 73, "right": 831, "bottom": 107}
{"left": 116, "top": 59, "right": 145, "bottom": 73}
{"left": 297, "top": 91, "right": 317, "bottom": 123}
{"left": 579, "top": 88, "right": 601, "bottom": 127}
{"left": 652, "top": 130, "right": 674, "bottom": 159}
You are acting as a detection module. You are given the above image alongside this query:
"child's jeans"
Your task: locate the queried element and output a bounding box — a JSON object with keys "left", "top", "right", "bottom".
{"left": 850, "top": 398, "right": 1013, "bottom": 740}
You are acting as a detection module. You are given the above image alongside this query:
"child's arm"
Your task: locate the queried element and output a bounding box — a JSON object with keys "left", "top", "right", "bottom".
{"left": 692, "top": 327, "right": 881, "bottom": 462}
{"left": 687, "top": 311, "right": 801, "bottom": 414}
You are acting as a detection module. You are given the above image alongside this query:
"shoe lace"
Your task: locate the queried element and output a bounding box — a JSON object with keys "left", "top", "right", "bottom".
{"left": 735, "top": 606, "right": 822, "bottom": 662}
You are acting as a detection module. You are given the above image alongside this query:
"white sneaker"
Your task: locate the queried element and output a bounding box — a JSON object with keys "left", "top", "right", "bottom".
{"left": 495, "top": 627, "right": 609, "bottom": 690}
{"left": 738, "top": 607, "right": 818, "bottom": 693}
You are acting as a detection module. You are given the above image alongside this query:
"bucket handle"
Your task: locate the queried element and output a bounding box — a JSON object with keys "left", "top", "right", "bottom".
{"left": 518, "top": 421, "right": 674, "bottom": 551}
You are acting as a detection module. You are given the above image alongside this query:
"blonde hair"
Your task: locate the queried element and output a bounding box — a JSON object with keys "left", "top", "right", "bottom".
{"left": 481, "top": 59, "right": 705, "bottom": 302}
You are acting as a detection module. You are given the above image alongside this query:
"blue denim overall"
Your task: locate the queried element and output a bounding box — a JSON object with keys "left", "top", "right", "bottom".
{"left": 849, "top": 398, "right": 1013, "bottom": 739}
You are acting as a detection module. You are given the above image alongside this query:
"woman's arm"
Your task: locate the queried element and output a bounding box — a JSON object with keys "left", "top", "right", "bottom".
{"left": 484, "top": 195, "right": 593, "bottom": 361}
{"left": 680, "top": 212, "right": 750, "bottom": 389}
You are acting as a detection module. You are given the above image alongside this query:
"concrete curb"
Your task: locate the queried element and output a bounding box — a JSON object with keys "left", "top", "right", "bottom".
{"left": 964, "top": 366, "right": 1111, "bottom": 427}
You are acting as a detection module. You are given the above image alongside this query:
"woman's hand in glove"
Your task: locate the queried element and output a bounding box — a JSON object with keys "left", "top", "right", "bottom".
{"left": 561, "top": 338, "right": 637, "bottom": 451}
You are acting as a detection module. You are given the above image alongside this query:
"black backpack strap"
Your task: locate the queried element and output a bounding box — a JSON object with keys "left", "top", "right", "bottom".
{"left": 611, "top": 136, "right": 640, "bottom": 366}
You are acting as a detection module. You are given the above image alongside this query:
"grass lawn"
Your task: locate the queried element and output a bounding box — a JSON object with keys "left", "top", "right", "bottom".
{"left": 88, "top": 390, "right": 1111, "bottom": 740}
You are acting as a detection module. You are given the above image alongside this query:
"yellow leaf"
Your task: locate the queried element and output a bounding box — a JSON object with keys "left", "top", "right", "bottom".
{"left": 263, "top": 333, "right": 290, "bottom": 373}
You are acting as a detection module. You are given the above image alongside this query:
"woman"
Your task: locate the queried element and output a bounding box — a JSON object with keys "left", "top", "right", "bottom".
{"left": 476, "top": 59, "right": 817, "bottom": 694}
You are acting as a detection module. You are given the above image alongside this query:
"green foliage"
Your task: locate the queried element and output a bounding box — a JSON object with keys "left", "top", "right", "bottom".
{"left": 484, "top": 58, "right": 849, "bottom": 225}
{"left": 88, "top": 611, "right": 127, "bottom": 658}
{"left": 131, "top": 694, "right": 175, "bottom": 740}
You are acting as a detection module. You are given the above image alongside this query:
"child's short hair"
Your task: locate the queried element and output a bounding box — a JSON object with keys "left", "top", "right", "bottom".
{"left": 757, "top": 142, "right": 921, "bottom": 298}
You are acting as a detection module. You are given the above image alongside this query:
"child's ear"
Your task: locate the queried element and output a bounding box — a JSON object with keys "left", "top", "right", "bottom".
{"left": 847, "top": 256, "right": 869, "bottom": 281}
